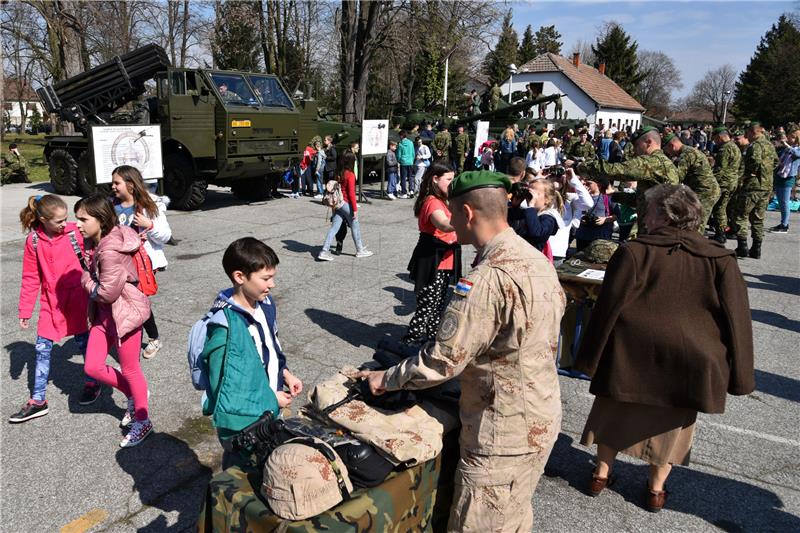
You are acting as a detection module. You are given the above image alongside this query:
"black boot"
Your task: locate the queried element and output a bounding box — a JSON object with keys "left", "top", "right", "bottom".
{"left": 736, "top": 238, "right": 749, "bottom": 258}
{"left": 711, "top": 228, "right": 727, "bottom": 244}
{"left": 748, "top": 239, "right": 762, "bottom": 259}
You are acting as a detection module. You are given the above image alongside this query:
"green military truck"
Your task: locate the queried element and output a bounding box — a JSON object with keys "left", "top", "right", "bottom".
{"left": 37, "top": 44, "right": 304, "bottom": 209}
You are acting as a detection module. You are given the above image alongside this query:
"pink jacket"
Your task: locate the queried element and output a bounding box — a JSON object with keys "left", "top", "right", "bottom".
{"left": 81, "top": 225, "right": 150, "bottom": 339}
{"left": 19, "top": 223, "right": 89, "bottom": 341}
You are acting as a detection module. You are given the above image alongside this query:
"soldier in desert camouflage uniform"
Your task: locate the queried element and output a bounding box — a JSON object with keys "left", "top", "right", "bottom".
{"left": 710, "top": 126, "right": 742, "bottom": 243}
{"left": 359, "top": 171, "right": 565, "bottom": 532}
{"left": 734, "top": 121, "right": 779, "bottom": 259}
{"left": 576, "top": 126, "right": 679, "bottom": 235}
{"left": 663, "top": 133, "right": 721, "bottom": 232}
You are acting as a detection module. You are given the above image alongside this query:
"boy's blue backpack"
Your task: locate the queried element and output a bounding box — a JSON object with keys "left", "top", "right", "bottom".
{"left": 187, "top": 302, "right": 229, "bottom": 391}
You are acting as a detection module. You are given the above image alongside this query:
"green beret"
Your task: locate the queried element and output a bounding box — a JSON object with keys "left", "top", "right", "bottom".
{"left": 747, "top": 120, "right": 762, "bottom": 129}
{"left": 449, "top": 171, "right": 511, "bottom": 198}
{"left": 631, "top": 126, "right": 658, "bottom": 142}
{"left": 662, "top": 133, "right": 677, "bottom": 144}
{"left": 712, "top": 126, "right": 728, "bottom": 135}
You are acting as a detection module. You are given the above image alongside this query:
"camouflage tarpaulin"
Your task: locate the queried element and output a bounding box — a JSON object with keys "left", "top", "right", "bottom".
{"left": 198, "top": 433, "right": 458, "bottom": 533}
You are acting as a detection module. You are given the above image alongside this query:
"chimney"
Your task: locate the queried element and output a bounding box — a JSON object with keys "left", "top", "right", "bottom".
{"left": 572, "top": 53, "right": 580, "bottom": 67}
{"left": 599, "top": 63, "right": 606, "bottom": 75}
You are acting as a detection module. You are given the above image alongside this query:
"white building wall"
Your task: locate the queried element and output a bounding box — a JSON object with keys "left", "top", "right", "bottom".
{"left": 596, "top": 109, "right": 642, "bottom": 132}
{"left": 4, "top": 100, "right": 46, "bottom": 127}
{"left": 503, "top": 72, "right": 597, "bottom": 122}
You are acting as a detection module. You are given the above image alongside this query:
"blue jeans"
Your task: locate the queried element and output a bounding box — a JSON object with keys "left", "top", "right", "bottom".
{"left": 399, "top": 165, "right": 414, "bottom": 194}
{"left": 387, "top": 172, "right": 398, "bottom": 195}
{"left": 315, "top": 171, "right": 324, "bottom": 196}
{"left": 775, "top": 184, "right": 793, "bottom": 227}
{"left": 322, "top": 203, "right": 364, "bottom": 252}
{"left": 32, "top": 332, "right": 96, "bottom": 401}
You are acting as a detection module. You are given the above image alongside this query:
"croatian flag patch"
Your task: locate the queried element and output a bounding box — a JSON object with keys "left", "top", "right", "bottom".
{"left": 454, "top": 278, "right": 473, "bottom": 297}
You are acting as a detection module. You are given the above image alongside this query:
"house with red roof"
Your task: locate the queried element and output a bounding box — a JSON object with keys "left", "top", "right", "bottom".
{"left": 502, "top": 53, "right": 645, "bottom": 134}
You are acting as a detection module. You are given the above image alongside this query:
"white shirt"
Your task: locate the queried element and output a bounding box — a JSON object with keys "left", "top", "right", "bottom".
{"left": 548, "top": 174, "right": 594, "bottom": 257}
{"left": 543, "top": 146, "right": 558, "bottom": 167}
{"left": 248, "top": 305, "right": 279, "bottom": 393}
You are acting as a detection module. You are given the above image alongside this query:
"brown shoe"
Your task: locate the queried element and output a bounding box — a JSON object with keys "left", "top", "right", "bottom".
{"left": 588, "top": 474, "right": 614, "bottom": 497}
{"left": 646, "top": 489, "right": 668, "bottom": 512}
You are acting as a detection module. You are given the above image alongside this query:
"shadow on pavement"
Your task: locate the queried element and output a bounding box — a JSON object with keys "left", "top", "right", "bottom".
{"left": 383, "top": 286, "right": 416, "bottom": 316}
{"left": 750, "top": 309, "right": 800, "bottom": 333}
{"left": 744, "top": 273, "right": 800, "bottom": 297}
{"left": 755, "top": 369, "right": 800, "bottom": 403}
{"left": 281, "top": 239, "right": 320, "bottom": 259}
{"left": 304, "top": 308, "right": 406, "bottom": 349}
{"left": 116, "top": 432, "right": 212, "bottom": 532}
{"left": 544, "top": 434, "right": 800, "bottom": 532}
{"left": 5, "top": 338, "right": 124, "bottom": 418}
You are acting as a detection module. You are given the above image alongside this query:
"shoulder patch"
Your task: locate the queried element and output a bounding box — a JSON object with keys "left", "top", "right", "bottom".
{"left": 438, "top": 311, "right": 459, "bottom": 341}
{"left": 453, "top": 278, "right": 473, "bottom": 297}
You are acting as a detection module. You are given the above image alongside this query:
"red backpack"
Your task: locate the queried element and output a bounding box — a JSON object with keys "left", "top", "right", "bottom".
{"left": 132, "top": 244, "right": 158, "bottom": 296}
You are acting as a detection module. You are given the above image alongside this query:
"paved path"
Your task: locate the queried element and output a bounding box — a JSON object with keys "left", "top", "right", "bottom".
{"left": 0, "top": 182, "right": 798, "bottom": 532}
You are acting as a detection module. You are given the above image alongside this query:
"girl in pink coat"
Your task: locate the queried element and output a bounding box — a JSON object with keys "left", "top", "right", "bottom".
{"left": 75, "top": 195, "right": 153, "bottom": 448}
{"left": 10, "top": 195, "right": 98, "bottom": 424}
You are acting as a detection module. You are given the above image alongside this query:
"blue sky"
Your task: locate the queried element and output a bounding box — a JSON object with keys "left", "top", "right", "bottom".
{"left": 509, "top": 1, "right": 795, "bottom": 96}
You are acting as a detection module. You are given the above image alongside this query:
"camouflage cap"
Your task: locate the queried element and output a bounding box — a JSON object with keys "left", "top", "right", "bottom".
{"left": 449, "top": 170, "right": 511, "bottom": 198}
{"left": 573, "top": 239, "right": 619, "bottom": 264}
{"left": 630, "top": 126, "right": 659, "bottom": 143}
{"left": 262, "top": 437, "right": 354, "bottom": 520}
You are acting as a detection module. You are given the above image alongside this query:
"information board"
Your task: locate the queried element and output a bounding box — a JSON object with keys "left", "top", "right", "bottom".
{"left": 473, "top": 121, "right": 490, "bottom": 157}
{"left": 91, "top": 125, "right": 163, "bottom": 184}
{"left": 360, "top": 120, "right": 389, "bottom": 156}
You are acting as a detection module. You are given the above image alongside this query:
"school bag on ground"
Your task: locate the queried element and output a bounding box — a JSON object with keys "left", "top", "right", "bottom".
{"left": 322, "top": 179, "right": 343, "bottom": 209}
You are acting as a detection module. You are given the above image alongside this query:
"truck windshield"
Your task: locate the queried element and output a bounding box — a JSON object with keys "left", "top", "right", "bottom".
{"left": 248, "top": 75, "right": 293, "bottom": 109}
{"left": 209, "top": 73, "right": 258, "bottom": 106}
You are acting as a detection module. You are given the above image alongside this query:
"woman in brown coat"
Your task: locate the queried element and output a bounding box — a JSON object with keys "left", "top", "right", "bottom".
{"left": 574, "top": 184, "right": 754, "bottom": 512}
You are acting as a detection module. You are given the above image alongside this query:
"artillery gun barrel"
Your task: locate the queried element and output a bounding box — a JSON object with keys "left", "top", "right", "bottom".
{"left": 453, "top": 93, "right": 563, "bottom": 126}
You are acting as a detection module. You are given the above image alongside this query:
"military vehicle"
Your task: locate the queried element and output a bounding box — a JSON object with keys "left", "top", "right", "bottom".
{"left": 37, "top": 44, "right": 304, "bottom": 209}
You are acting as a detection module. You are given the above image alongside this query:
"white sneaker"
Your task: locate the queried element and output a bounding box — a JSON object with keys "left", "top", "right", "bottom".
{"left": 142, "top": 338, "right": 161, "bottom": 359}
{"left": 120, "top": 397, "right": 135, "bottom": 428}
{"left": 387, "top": 194, "right": 396, "bottom": 200}
{"left": 398, "top": 194, "right": 408, "bottom": 199}
{"left": 356, "top": 249, "right": 374, "bottom": 258}
{"left": 120, "top": 419, "right": 153, "bottom": 448}
{"left": 314, "top": 194, "right": 323, "bottom": 199}
{"left": 318, "top": 250, "right": 335, "bottom": 261}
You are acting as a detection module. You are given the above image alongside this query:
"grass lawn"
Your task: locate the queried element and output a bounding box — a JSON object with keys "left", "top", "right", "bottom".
{"left": 1, "top": 133, "right": 49, "bottom": 182}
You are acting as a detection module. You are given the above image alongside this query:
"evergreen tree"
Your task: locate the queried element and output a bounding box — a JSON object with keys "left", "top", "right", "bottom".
{"left": 483, "top": 11, "right": 518, "bottom": 86}
{"left": 534, "top": 25, "right": 562, "bottom": 56}
{"left": 518, "top": 25, "right": 536, "bottom": 65}
{"left": 733, "top": 15, "right": 800, "bottom": 125}
{"left": 212, "top": 1, "right": 262, "bottom": 71}
{"left": 591, "top": 22, "right": 646, "bottom": 95}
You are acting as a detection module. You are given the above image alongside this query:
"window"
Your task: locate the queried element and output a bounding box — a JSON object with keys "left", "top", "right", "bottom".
{"left": 209, "top": 73, "right": 257, "bottom": 106}
{"left": 247, "top": 75, "right": 293, "bottom": 109}
{"left": 171, "top": 71, "right": 186, "bottom": 95}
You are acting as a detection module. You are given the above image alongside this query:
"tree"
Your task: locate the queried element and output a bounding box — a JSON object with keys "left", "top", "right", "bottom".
{"left": 212, "top": 1, "right": 262, "bottom": 71}
{"left": 533, "top": 25, "right": 562, "bottom": 56}
{"left": 482, "top": 10, "right": 518, "bottom": 86}
{"left": 687, "top": 65, "right": 738, "bottom": 123}
{"left": 636, "top": 50, "right": 683, "bottom": 116}
{"left": 518, "top": 25, "right": 536, "bottom": 65}
{"left": 733, "top": 14, "right": 800, "bottom": 125}
{"left": 592, "top": 22, "right": 646, "bottom": 95}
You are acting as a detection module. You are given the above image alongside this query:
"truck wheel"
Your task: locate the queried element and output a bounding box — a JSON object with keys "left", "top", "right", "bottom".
{"left": 164, "top": 154, "right": 207, "bottom": 210}
{"left": 49, "top": 150, "right": 78, "bottom": 195}
{"left": 77, "top": 151, "right": 98, "bottom": 196}
{"left": 231, "top": 176, "right": 271, "bottom": 202}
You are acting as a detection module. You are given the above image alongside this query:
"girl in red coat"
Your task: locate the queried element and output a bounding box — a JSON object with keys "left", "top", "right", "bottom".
{"left": 75, "top": 195, "right": 153, "bottom": 447}
{"left": 10, "top": 195, "right": 99, "bottom": 423}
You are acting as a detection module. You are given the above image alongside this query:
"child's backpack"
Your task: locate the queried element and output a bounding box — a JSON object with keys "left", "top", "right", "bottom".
{"left": 132, "top": 244, "right": 158, "bottom": 296}
{"left": 187, "top": 302, "right": 229, "bottom": 390}
{"left": 322, "top": 179, "right": 343, "bottom": 209}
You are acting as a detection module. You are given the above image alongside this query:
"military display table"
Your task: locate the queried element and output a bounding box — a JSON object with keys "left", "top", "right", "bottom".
{"left": 198, "top": 435, "right": 458, "bottom": 532}
{"left": 556, "top": 260, "right": 607, "bottom": 378}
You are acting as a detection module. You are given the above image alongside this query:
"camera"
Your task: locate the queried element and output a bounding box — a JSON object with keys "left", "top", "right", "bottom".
{"left": 581, "top": 212, "right": 600, "bottom": 226}
{"left": 547, "top": 165, "right": 566, "bottom": 177}
{"left": 510, "top": 182, "right": 533, "bottom": 203}
{"left": 229, "top": 411, "right": 291, "bottom": 464}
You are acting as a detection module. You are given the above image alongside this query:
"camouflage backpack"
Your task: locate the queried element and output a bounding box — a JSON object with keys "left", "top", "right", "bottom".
{"left": 574, "top": 239, "right": 619, "bottom": 264}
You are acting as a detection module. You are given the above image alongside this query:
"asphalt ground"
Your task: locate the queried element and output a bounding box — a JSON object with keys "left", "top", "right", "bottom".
{"left": 0, "top": 181, "right": 798, "bottom": 532}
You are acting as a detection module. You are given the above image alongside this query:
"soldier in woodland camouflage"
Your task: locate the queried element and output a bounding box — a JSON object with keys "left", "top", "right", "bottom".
{"left": 433, "top": 126, "right": 452, "bottom": 164}
{"left": 359, "top": 171, "right": 565, "bottom": 532}
{"left": 710, "top": 126, "right": 742, "bottom": 243}
{"left": 576, "top": 126, "right": 679, "bottom": 235}
{"left": 663, "top": 133, "right": 721, "bottom": 232}
{"left": 453, "top": 126, "right": 470, "bottom": 173}
{"left": 568, "top": 130, "right": 596, "bottom": 161}
{"left": 734, "top": 122, "right": 778, "bottom": 259}
{"left": 488, "top": 83, "right": 503, "bottom": 111}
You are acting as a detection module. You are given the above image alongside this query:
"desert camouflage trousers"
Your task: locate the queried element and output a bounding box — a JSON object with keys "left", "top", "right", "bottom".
{"left": 448, "top": 445, "right": 555, "bottom": 532}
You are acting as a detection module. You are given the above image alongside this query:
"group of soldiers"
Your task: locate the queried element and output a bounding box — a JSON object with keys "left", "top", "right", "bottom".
{"left": 430, "top": 124, "right": 472, "bottom": 173}
{"left": 572, "top": 121, "right": 784, "bottom": 259}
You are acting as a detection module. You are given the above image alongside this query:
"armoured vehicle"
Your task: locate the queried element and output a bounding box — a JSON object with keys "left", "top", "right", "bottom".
{"left": 37, "top": 44, "right": 303, "bottom": 209}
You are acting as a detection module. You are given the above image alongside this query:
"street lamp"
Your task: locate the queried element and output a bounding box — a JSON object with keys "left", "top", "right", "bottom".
{"left": 722, "top": 89, "right": 732, "bottom": 124}
{"left": 441, "top": 45, "right": 458, "bottom": 118}
{"left": 508, "top": 63, "right": 518, "bottom": 103}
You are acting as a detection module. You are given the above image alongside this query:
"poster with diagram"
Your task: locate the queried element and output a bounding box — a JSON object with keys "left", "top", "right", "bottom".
{"left": 360, "top": 120, "right": 389, "bottom": 156}
{"left": 91, "top": 125, "right": 163, "bottom": 184}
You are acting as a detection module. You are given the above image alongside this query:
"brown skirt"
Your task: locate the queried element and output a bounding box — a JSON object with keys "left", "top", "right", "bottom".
{"left": 580, "top": 397, "right": 697, "bottom": 466}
